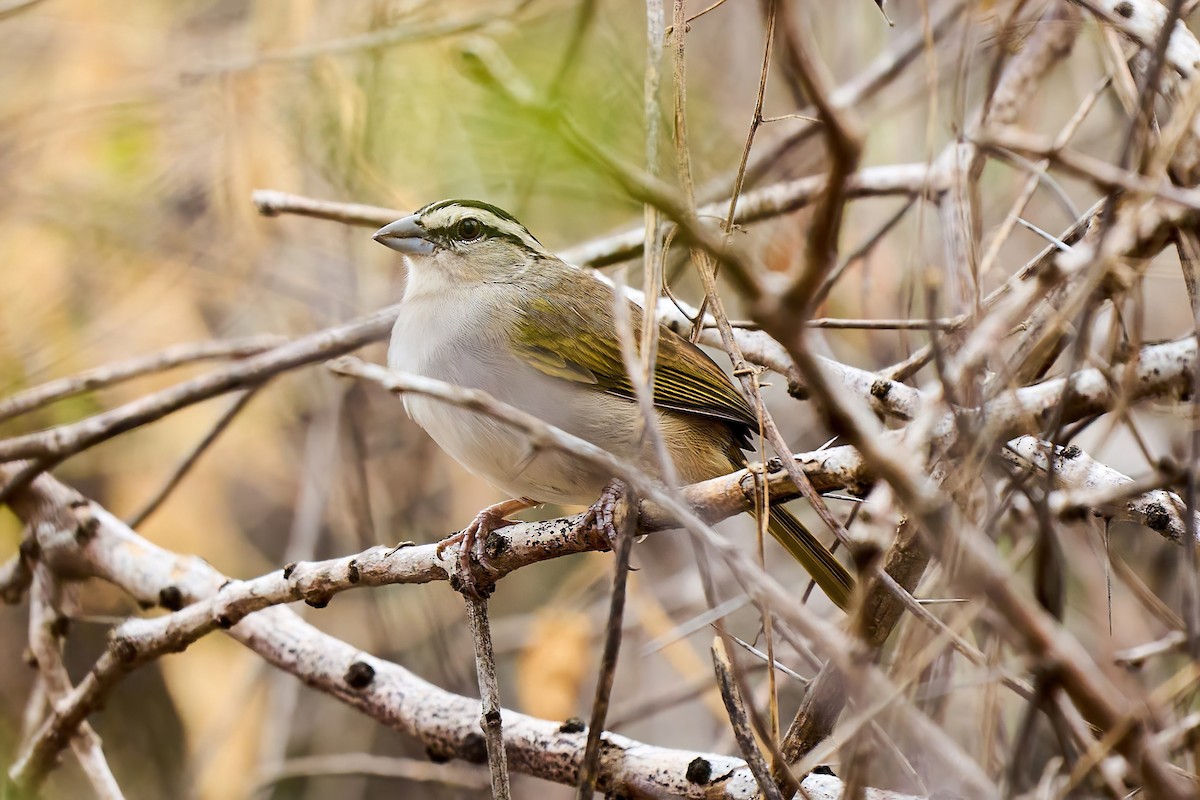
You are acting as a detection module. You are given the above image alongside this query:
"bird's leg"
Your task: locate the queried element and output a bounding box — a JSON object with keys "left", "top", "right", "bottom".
{"left": 575, "top": 480, "right": 626, "bottom": 551}
{"left": 436, "top": 496, "right": 536, "bottom": 598}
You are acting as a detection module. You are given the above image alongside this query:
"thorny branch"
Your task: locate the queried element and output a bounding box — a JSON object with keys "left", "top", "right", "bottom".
{"left": 8, "top": 1, "right": 1200, "bottom": 798}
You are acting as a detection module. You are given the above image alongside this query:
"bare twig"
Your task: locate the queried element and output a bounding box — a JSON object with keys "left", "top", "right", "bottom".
{"left": 575, "top": 486, "right": 635, "bottom": 799}
{"left": 125, "top": 387, "right": 260, "bottom": 529}
{"left": 0, "top": 0, "right": 46, "bottom": 21}
{"left": 1003, "top": 436, "right": 1200, "bottom": 544}
{"left": 251, "top": 161, "right": 932, "bottom": 271}
{"left": 252, "top": 190, "right": 404, "bottom": 227}
{"left": 26, "top": 567, "right": 126, "bottom": 800}
{"left": 711, "top": 637, "right": 787, "bottom": 800}
{"left": 0, "top": 335, "right": 285, "bottom": 425}
{"left": 186, "top": 1, "right": 534, "bottom": 77}
{"left": 254, "top": 753, "right": 489, "bottom": 792}
{"left": 0, "top": 307, "right": 398, "bottom": 465}
{"left": 465, "top": 598, "right": 510, "bottom": 799}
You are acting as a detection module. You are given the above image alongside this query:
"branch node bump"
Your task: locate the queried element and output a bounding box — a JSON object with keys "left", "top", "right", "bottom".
{"left": 685, "top": 757, "right": 712, "bottom": 785}
{"left": 344, "top": 660, "right": 375, "bottom": 689}
{"left": 559, "top": 717, "right": 586, "bottom": 734}
{"left": 303, "top": 593, "right": 331, "bottom": 609}
{"left": 158, "top": 586, "right": 184, "bottom": 611}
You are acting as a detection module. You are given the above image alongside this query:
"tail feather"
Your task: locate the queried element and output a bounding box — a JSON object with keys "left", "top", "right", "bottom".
{"left": 757, "top": 508, "right": 854, "bottom": 610}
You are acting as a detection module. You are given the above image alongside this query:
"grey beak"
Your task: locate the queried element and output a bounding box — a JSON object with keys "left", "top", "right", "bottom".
{"left": 373, "top": 214, "right": 435, "bottom": 255}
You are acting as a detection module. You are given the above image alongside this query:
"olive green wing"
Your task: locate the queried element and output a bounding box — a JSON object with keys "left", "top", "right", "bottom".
{"left": 511, "top": 288, "right": 757, "bottom": 429}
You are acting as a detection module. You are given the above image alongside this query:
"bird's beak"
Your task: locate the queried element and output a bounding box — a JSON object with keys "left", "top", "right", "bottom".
{"left": 373, "top": 214, "right": 435, "bottom": 255}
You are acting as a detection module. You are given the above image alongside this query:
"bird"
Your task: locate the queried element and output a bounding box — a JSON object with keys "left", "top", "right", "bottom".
{"left": 373, "top": 199, "right": 854, "bottom": 607}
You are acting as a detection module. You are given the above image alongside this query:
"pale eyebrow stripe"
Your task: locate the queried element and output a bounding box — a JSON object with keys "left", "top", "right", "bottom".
{"left": 420, "top": 204, "right": 548, "bottom": 255}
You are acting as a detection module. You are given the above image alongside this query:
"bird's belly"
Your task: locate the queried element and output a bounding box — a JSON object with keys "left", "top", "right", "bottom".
{"left": 404, "top": 395, "right": 613, "bottom": 504}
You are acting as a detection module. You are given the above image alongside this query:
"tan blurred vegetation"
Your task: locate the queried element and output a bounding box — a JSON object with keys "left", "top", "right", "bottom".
{"left": 3, "top": 0, "right": 1200, "bottom": 798}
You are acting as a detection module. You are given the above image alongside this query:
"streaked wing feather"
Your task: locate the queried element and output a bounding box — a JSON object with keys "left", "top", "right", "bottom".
{"left": 512, "top": 286, "right": 757, "bottom": 428}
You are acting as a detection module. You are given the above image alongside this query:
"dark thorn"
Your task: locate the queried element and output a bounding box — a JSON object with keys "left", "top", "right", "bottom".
{"left": 304, "top": 594, "right": 331, "bottom": 609}
{"left": 1145, "top": 505, "right": 1171, "bottom": 532}
{"left": 559, "top": 717, "right": 586, "bottom": 734}
{"left": 215, "top": 614, "right": 234, "bottom": 629}
{"left": 282, "top": 562, "right": 298, "bottom": 579}
{"left": 75, "top": 515, "right": 99, "bottom": 542}
{"left": 685, "top": 757, "right": 712, "bottom": 785}
{"left": 347, "top": 560, "right": 360, "bottom": 584}
{"left": 158, "top": 586, "right": 184, "bottom": 611}
{"left": 344, "top": 660, "right": 376, "bottom": 689}
{"left": 812, "top": 765, "right": 836, "bottom": 776}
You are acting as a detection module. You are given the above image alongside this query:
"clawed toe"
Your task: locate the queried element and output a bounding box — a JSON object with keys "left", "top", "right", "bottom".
{"left": 436, "top": 497, "right": 535, "bottom": 599}
{"left": 439, "top": 517, "right": 493, "bottom": 600}
{"left": 575, "top": 480, "right": 625, "bottom": 551}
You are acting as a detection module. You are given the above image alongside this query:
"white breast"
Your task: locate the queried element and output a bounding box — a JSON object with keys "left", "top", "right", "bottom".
{"left": 388, "top": 286, "right": 637, "bottom": 505}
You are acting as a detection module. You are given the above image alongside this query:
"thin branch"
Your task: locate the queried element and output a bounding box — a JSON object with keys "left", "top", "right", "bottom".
{"left": 1004, "top": 436, "right": 1200, "bottom": 544}
{"left": 0, "top": 335, "right": 285, "bottom": 425}
{"left": 251, "top": 161, "right": 932, "bottom": 271}
{"left": 575, "top": 487, "right": 635, "bottom": 799}
{"left": 185, "top": 1, "right": 534, "bottom": 77}
{"left": 711, "top": 637, "right": 787, "bottom": 800}
{"left": 0, "top": 307, "right": 398, "bottom": 464}
{"left": 771, "top": 0, "right": 864, "bottom": 322}
{"left": 253, "top": 754, "right": 489, "bottom": 792}
{"left": 465, "top": 598, "right": 510, "bottom": 799}
{"left": 0, "top": 0, "right": 47, "bottom": 21}
{"left": 252, "top": 190, "right": 403, "bottom": 227}
{"left": 125, "top": 388, "right": 260, "bottom": 529}
{"left": 27, "top": 567, "right": 125, "bottom": 800}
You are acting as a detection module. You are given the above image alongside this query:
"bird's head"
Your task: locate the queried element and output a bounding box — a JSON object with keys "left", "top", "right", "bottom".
{"left": 374, "top": 199, "right": 551, "bottom": 294}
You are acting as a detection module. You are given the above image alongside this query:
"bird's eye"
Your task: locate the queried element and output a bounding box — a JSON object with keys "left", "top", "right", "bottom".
{"left": 454, "top": 218, "right": 483, "bottom": 242}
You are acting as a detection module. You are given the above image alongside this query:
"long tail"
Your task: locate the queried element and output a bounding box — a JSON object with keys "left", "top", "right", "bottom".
{"left": 755, "top": 507, "right": 854, "bottom": 610}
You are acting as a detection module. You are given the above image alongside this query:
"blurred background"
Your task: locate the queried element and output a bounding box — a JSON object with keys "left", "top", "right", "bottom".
{"left": 2, "top": 0, "right": 1198, "bottom": 797}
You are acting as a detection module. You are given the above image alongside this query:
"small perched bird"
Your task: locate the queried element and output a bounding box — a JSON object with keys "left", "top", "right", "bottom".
{"left": 374, "top": 199, "right": 853, "bottom": 607}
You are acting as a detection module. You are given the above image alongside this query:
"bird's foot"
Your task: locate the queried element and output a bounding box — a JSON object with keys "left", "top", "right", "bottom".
{"left": 437, "top": 497, "right": 534, "bottom": 599}
{"left": 575, "top": 480, "right": 626, "bottom": 551}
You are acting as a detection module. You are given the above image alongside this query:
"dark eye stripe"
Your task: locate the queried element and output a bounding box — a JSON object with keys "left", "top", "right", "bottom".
{"left": 476, "top": 223, "right": 533, "bottom": 248}
{"left": 419, "top": 200, "right": 544, "bottom": 244}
